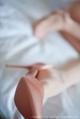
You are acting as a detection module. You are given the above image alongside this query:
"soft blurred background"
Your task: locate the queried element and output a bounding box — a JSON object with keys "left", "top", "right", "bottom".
{"left": 1, "top": 0, "right": 80, "bottom": 119}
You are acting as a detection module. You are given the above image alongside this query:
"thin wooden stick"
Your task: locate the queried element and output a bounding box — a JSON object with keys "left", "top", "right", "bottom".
{"left": 5, "top": 64, "right": 53, "bottom": 70}
{"left": 6, "top": 64, "right": 28, "bottom": 69}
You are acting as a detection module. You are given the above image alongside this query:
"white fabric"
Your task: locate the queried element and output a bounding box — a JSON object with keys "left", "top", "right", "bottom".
{"left": 0, "top": 0, "right": 80, "bottom": 119}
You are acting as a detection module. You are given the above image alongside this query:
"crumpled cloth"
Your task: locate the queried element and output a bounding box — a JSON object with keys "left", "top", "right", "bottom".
{"left": 0, "top": 0, "right": 80, "bottom": 119}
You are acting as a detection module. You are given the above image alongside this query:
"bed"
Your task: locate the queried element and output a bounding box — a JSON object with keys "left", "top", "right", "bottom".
{"left": 0, "top": 0, "right": 80, "bottom": 119}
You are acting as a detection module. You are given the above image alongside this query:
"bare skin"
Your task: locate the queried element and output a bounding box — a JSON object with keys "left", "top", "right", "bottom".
{"left": 61, "top": 2, "right": 80, "bottom": 53}
{"left": 33, "top": 2, "right": 80, "bottom": 53}
{"left": 13, "top": 2, "right": 80, "bottom": 119}
{"left": 33, "top": 11, "right": 67, "bottom": 38}
{"left": 33, "top": 3, "right": 80, "bottom": 39}
{"left": 14, "top": 60, "right": 80, "bottom": 119}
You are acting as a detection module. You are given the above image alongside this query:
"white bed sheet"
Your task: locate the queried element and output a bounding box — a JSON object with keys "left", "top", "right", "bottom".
{"left": 0, "top": 0, "right": 80, "bottom": 119}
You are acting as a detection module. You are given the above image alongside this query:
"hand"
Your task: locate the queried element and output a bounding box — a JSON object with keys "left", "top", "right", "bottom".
{"left": 33, "top": 11, "right": 71, "bottom": 39}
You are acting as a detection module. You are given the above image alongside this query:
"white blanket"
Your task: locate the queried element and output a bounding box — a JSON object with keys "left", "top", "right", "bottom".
{"left": 0, "top": 0, "right": 80, "bottom": 119}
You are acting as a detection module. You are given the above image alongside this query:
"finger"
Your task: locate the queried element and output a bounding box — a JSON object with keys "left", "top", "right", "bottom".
{"left": 28, "top": 68, "right": 38, "bottom": 78}
{"left": 27, "top": 63, "right": 45, "bottom": 78}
